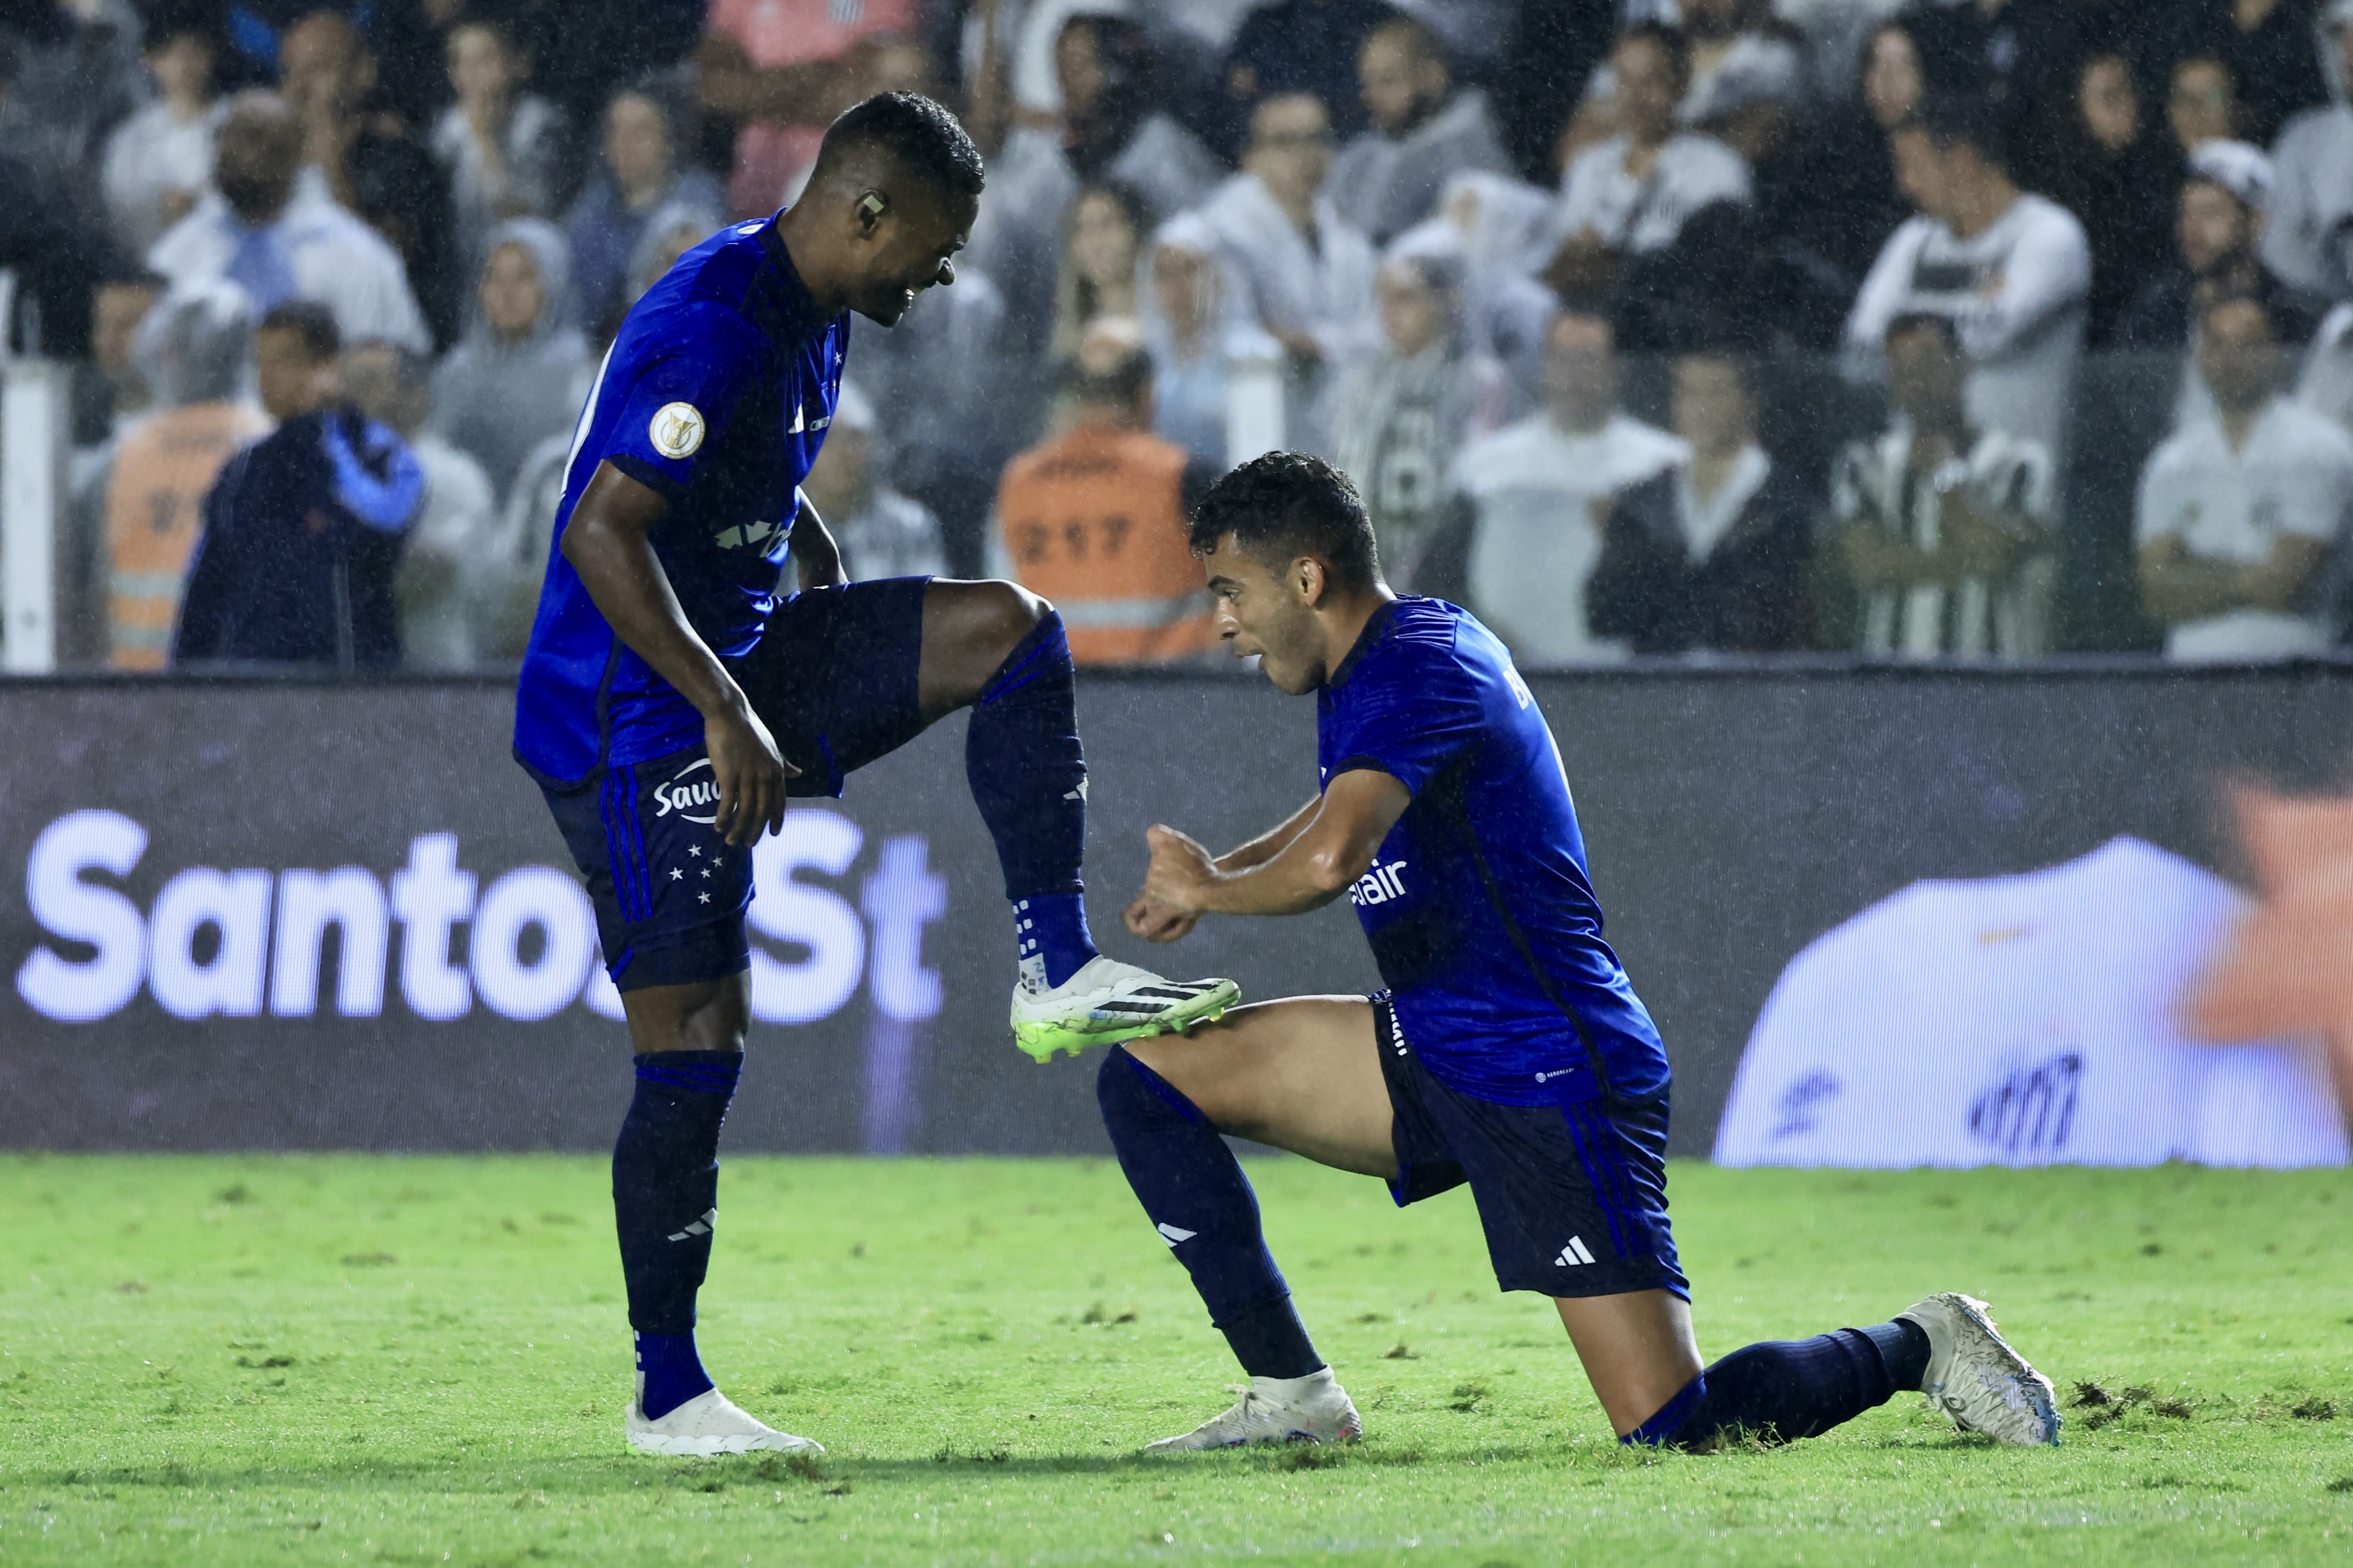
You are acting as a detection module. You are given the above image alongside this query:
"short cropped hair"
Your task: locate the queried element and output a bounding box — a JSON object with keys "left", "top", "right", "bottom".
{"left": 1905, "top": 91, "right": 2002, "bottom": 165}
{"left": 1190, "top": 451, "right": 1380, "bottom": 592}
{"left": 258, "top": 299, "right": 341, "bottom": 360}
{"left": 816, "top": 90, "right": 985, "bottom": 200}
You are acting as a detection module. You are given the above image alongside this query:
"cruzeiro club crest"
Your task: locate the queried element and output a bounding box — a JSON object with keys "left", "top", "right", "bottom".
{"left": 649, "top": 401, "right": 706, "bottom": 459}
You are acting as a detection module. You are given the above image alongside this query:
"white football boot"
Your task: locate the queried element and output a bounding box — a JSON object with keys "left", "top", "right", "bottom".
{"left": 1011, "top": 954, "right": 1240, "bottom": 1062}
{"left": 624, "top": 1385, "right": 825, "bottom": 1457}
{"left": 1897, "top": 1292, "right": 2062, "bottom": 1447}
{"left": 1143, "top": 1370, "right": 1363, "bottom": 1453}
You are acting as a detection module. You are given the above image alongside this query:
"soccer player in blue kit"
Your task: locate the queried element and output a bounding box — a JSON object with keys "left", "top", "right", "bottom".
{"left": 513, "top": 93, "right": 1236, "bottom": 1456}
{"left": 1100, "top": 452, "right": 2063, "bottom": 1453}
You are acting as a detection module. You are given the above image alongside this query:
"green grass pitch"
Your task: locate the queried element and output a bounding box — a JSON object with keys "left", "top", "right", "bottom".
{"left": 2, "top": 1154, "right": 2348, "bottom": 1565}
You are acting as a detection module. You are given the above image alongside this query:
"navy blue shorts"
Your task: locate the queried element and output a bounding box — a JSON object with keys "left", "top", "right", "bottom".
{"left": 540, "top": 578, "right": 929, "bottom": 992}
{"left": 1375, "top": 995, "right": 1688, "bottom": 1301}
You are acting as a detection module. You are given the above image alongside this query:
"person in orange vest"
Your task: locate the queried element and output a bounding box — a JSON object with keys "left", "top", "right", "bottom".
{"left": 103, "top": 283, "right": 273, "bottom": 669}
{"left": 993, "top": 325, "right": 1216, "bottom": 666}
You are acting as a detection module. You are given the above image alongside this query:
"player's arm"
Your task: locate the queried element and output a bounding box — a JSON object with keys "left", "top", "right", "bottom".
{"left": 561, "top": 459, "right": 794, "bottom": 847}
{"left": 791, "top": 492, "right": 846, "bottom": 591}
{"left": 1126, "top": 770, "right": 1412, "bottom": 940}
{"left": 1124, "top": 794, "right": 1321, "bottom": 942}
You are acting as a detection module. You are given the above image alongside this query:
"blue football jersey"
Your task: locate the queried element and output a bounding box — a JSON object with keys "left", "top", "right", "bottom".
{"left": 514, "top": 217, "right": 848, "bottom": 785}
{"left": 1317, "top": 597, "right": 1671, "bottom": 1106}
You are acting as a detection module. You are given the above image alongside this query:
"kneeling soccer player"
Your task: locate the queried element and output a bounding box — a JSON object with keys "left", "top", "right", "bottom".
{"left": 514, "top": 94, "right": 1235, "bottom": 1457}
{"left": 1097, "top": 451, "right": 2061, "bottom": 1453}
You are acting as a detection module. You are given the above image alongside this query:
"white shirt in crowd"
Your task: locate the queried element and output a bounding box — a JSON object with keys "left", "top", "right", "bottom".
{"left": 1194, "top": 171, "right": 1380, "bottom": 365}
{"left": 2135, "top": 396, "right": 2353, "bottom": 662}
{"left": 1325, "top": 88, "right": 1515, "bottom": 245}
{"left": 396, "top": 435, "right": 504, "bottom": 672}
{"left": 1677, "top": 443, "right": 1772, "bottom": 560}
{"left": 1549, "top": 131, "right": 1751, "bottom": 257}
{"left": 101, "top": 98, "right": 223, "bottom": 256}
{"left": 1459, "top": 409, "right": 1688, "bottom": 663}
{"left": 1716, "top": 837, "right": 2349, "bottom": 1169}
{"left": 1844, "top": 193, "right": 2091, "bottom": 444}
{"left": 2296, "top": 301, "right": 2353, "bottom": 434}
{"left": 147, "top": 168, "right": 430, "bottom": 353}
{"left": 2263, "top": 97, "right": 2353, "bottom": 300}
{"left": 833, "top": 487, "right": 949, "bottom": 582}
{"left": 1832, "top": 423, "right": 2057, "bottom": 660}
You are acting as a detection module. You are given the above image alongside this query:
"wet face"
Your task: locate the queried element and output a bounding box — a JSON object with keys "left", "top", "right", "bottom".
{"left": 1614, "top": 35, "right": 1682, "bottom": 149}
{"left": 1884, "top": 321, "right": 1965, "bottom": 424}
{"left": 2079, "top": 56, "right": 2139, "bottom": 152}
{"left": 843, "top": 180, "right": 976, "bottom": 327}
{"left": 1864, "top": 28, "right": 1923, "bottom": 130}
{"left": 604, "top": 92, "right": 673, "bottom": 195}
{"left": 1375, "top": 259, "right": 1447, "bottom": 358}
{"left": 478, "top": 240, "right": 547, "bottom": 341}
{"left": 2179, "top": 180, "right": 2252, "bottom": 275}
{"left": 2169, "top": 59, "right": 2236, "bottom": 152}
{"left": 1201, "top": 534, "right": 1327, "bottom": 695}
{"left": 1069, "top": 190, "right": 1140, "bottom": 291}
{"left": 2199, "top": 298, "right": 2278, "bottom": 412}
{"left": 1543, "top": 313, "right": 1618, "bottom": 431}
{"left": 1672, "top": 355, "right": 1752, "bottom": 455}
{"left": 212, "top": 103, "right": 303, "bottom": 224}
{"left": 1244, "top": 93, "right": 1335, "bottom": 210}
{"left": 254, "top": 326, "right": 335, "bottom": 422}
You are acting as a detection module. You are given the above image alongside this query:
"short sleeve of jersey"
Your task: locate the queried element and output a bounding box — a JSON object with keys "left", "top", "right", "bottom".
{"left": 1326, "top": 637, "right": 1486, "bottom": 799}
{"left": 602, "top": 304, "right": 766, "bottom": 501}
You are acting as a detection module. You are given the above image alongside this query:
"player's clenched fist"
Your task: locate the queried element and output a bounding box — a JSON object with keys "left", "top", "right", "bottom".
{"left": 1125, "top": 823, "right": 1217, "bottom": 943}
{"left": 704, "top": 702, "right": 796, "bottom": 847}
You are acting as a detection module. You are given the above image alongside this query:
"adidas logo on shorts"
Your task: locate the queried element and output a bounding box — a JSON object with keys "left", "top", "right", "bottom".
{"left": 1554, "top": 1236, "right": 1598, "bottom": 1268}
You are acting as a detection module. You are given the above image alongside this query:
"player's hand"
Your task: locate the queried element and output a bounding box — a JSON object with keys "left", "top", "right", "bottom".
{"left": 1124, "top": 824, "right": 1217, "bottom": 943}
{"left": 706, "top": 702, "right": 797, "bottom": 847}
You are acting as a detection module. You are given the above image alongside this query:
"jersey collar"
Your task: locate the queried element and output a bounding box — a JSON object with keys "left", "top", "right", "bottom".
{"left": 754, "top": 216, "right": 840, "bottom": 345}
{"left": 1324, "top": 597, "right": 1402, "bottom": 691}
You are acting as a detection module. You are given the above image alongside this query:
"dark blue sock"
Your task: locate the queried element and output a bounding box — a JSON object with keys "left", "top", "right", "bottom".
{"left": 1097, "top": 1046, "right": 1323, "bottom": 1378}
{"left": 612, "top": 1050, "right": 741, "bottom": 1418}
{"left": 634, "top": 1331, "right": 713, "bottom": 1423}
{"left": 1624, "top": 1319, "right": 1929, "bottom": 1448}
{"left": 967, "top": 611, "right": 1097, "bottom": 986}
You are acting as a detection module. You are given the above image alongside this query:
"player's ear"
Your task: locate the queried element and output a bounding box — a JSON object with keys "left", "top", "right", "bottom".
{"left": 856, "top": 191, "right": 890, "bottom": 237}
{"left": 1294, "top": 556, "right": 1326, "bottom": 606}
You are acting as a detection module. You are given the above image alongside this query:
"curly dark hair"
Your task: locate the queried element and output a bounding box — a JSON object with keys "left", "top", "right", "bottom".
{"left": 816, "top": 90, "right": 986, "bottom": 199}
{"left": 1189, "top": 451, "right": 1381, "bottom": 591}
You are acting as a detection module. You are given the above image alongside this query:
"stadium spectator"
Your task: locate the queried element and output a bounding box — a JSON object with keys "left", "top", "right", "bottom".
{"left": 2117, "top": 141, "right": 2307, "bottom": 352}
{"left": 1216, "top": 0, "right": 1395, "bottom": 148}
{"left": 1759, "top": 18, "right": 1921, "bottom": 290}
{"left": 1324, "top": 14, "right": 1512, "bottom": 247}
{"left": 98, "top": 282, "right": 269, "bottom": 668}
{"left": 972, "top": 11, "right": 1224, "bottom": 344}
{"left": 429, "top": 12, "right": 567, "bottom": 283}
{"left": 343, "top": 335, "right": 502, "bottom": 671}
{"left": 1458, "top": 309, "right": 1687, "bottom": 664}
{"left": 1541, "top": 25, "right": 1751, "bottom": 307}
{"left": 1049, "top": 181, "right": 1147, "bottom": 363}
{"left": 1672, "top": 0, "right": 1804, "bottom": 164}
{"left": 2167, "top": 52, "right": 2242, "bottom": 154}
{"left": 276, "top": 11, "right": 456, "bottom": 345}
{"left": 1844, "top": 93, "right": 2090, "bottom": 444}
{"left": 564, "top": 79, "right": 725, "bottom": 339}
{"left": 992, "top": 324, "right": 1215, "bottom": 666}
{"left": 100, "top": 12, "right": 222, "bottom": 256}
{"left": 697, "top": 0, "right": 916, "bottom": 217}
{"left": 803, "top": 383, "right": 949, "bottom": 582}
{"left": 2267, "top": 2, "right": 2353, "bottom": 300}
{"left": 148, "top": 91, "right": 431, "bottom": 354}
{"left": 428, "top": 218, "right": 591, "bottom": 506}
{"left": 1326, "top": 246, "right": 1509, "bottom": 594}
{"left": 619, "top": 196, "right": 725, "bottom": 314}
{"left": 1587, "top": 349, "right": 1813, "bottom": 655}
{"left": 1831, "top": 312, "right": 2056, "bottom": 661}
{"left": 2138, "top": 293, "right": 2353, "bottom": 661}
{"left": 2142, "top": 0, "right": 2332, "bottom": 153}
{"left": 0, "top": 0, "right": 145, "bottom": 189}
{"left": 1899, "top": 0, "right": 2082, "bottom": 139}
{"left": 1197, "top": 91, "right": 1378, "bottom": 379}
{"left": 172, "top": 300, "right": 425, "bottom": 670}
{"left": 2049, "top": 52, "right": 2185, "bottom": 347}
{"left": 1137, "top": 213, "right": 1261, "bottom": 469}
{"left": 73, "top": 268, "right": 163, "bottom": 445}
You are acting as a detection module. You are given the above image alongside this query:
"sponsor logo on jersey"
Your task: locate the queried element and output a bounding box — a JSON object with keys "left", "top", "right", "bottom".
{"left": 788, "top": 405, "right": 834, "bottom": 435}
{"left": 1969, "top": 1051, "right": 2083, "bottom": 1157}
{"left": 712, "top": 516, "right": 782, "bottom": 551}
{"left": 649, "top": 401, "right": 706, "bottom": 458}
{"left": 1349, "top": 858, "right": 1409, "bottom": 907}
{"left": 653, "top": 758, "right": 722, "bottom": 823}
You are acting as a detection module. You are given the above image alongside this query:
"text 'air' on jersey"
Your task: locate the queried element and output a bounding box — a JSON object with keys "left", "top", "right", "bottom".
{"left": 1318, "top": 597, "right": 1670, "bottom": 1106}
{"left": 514, "top": 216, "right": 848, "bottom": 785}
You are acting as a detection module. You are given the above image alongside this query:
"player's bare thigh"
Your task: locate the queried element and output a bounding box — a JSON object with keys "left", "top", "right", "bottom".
{"left": 916, "top": 578, "right": 1050, "bottom": 719}
{"left": 1123, "top": 996, "right": 1398, "bottom": 1180}
{"left": 619, "top": 973, "right": 750, "bottom": 1055}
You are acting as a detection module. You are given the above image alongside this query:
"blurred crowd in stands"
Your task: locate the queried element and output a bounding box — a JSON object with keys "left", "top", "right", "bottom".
{"left": 10, "top": 0, "right": 2353, "bottom": 672}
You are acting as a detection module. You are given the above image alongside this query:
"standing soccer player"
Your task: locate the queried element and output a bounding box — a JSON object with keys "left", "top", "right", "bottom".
{"left": 513, "top": 93, "right": 1237, "bottom": 1457}
{"left": 1100, "top": 451, "right": 2062, "bottom": 1453}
